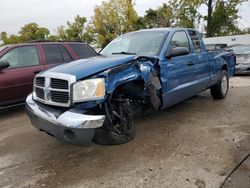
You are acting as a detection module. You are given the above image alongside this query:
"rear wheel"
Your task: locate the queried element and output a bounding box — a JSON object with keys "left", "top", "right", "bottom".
{"left": 210, "top": 70, "right": 229, "bottom": 99}
{"left": 94, "top": 95, "right": 135, "bottom": 145}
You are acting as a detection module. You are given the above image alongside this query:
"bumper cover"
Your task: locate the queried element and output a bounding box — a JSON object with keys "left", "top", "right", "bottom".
{"left": 26, "top": 94, "right": 105, "bottom": 145}
{"left": 235, "top": 64, "right": 250, "bottom": 75}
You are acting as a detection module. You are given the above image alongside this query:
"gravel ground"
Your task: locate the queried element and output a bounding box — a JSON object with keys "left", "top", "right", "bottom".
{"left": 0, "top": 76, "right": 250, "bottom": 188}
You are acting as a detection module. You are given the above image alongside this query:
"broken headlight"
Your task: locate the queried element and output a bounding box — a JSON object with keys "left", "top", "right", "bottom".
{"left": 73, "top": 78, "right": 105, "bottom": 103}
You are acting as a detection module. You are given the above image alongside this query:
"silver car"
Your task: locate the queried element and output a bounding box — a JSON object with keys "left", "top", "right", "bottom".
{"left": 231, "top": 45, "right": 250, "bottom": 75}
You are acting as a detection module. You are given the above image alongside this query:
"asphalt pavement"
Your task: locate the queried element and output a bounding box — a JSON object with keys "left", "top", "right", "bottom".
{"left": 0, "top": 77, "right": 250, "bottom": 188}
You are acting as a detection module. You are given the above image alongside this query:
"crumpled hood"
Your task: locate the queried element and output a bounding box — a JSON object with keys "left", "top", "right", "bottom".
{"left": 46, "top": 55, "right": 137, "bottom": 80}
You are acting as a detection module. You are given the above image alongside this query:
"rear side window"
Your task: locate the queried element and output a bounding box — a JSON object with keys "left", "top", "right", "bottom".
{"left": 0, "top": 46, "right": 39, "bottom": 68}
{"left": 69, "top": 44, "right": 97, "bottom": 59}
{"left": 43, "top": 44, "right": 73, "bottom": 64}
{"left": 188, "top": 30, "right": 201, "bottom": 53}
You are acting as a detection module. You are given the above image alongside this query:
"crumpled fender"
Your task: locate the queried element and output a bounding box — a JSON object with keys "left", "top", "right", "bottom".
{"left": 101, "top": 56, "right": 162, "bottom": 109}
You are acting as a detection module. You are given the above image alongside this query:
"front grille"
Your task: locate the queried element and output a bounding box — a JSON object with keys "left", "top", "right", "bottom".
{"left": 34, "top": 76, "right": 71, "bottom": 106}
{"left": 36, "top": 77, "right": 45, "bottom": 87}
{"left": 35, "top": 87, "right": 44, "bottom": 99}
{"left": 50, "top": 91, "right": 69, "bottom": 103}
{"left": 51, "top": 78, "right": 69, "bottom": 90}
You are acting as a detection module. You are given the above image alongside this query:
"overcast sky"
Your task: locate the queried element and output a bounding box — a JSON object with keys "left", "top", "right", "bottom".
{"left": 0, "top": 0, "right": 249, "bottom": 35}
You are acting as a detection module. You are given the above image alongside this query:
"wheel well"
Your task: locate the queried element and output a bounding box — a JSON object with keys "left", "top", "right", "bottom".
{"left": 222, "top": 63, "right": 228, "bottom": 72}
{"left": 113, "top": 80, "right": 145, "bottom": 99}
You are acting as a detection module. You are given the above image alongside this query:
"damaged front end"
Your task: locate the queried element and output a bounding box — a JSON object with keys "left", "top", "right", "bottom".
{"left": 103, "top": 56, "right": 162, "bottom": 110}
{"left": 26, "top": 56, "right": 162, "bottom": 145}
{"left": 92, "top": 56, "right": 163, "bottom": 145}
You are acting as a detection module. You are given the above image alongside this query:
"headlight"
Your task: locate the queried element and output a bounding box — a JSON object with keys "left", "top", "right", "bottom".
{"left": 73, "top": 78, "right": 105, "bottom": 103}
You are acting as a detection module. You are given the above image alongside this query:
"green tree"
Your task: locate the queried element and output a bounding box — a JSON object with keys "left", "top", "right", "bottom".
{"left": 89, "top": 0, "right": 138, "bottom": 47}
{"left": 170, "top": 0, "right": 201, "bottom": 28}
{"left": 142, "top": 1, "right": 201, "bottom": 29}
{"left": 200, "top": 0, "right": 245, "bottom": 37}
{"left": 143, "top": 4, "right": 173, "bottom": 28}
{"left": 212, "top": 0, "right": 245, "bottom": 36}
{"left": 35, "top": 27, "right": 50, "bottom": 40}
{"left": 57, "top": 15, "right": 87, "bottom": 41}
{"left": 0, "top": 32, "right": 20, "bottom": 45}
{"left": 1, "top": 23, "right": 50, "bottom": 45}
{"left": 0, "top": 32, "right": 8, "bottom": 44}
{"left": 57, "top": 25, "right": 67, "bottom": 40}
{"left": 19, "top": 23, "right": 50, "bottom": 42}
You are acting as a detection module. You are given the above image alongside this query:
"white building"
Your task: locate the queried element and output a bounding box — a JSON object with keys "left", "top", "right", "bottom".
{"left": 204, "top": 34, "right": 250, "bottom": 46}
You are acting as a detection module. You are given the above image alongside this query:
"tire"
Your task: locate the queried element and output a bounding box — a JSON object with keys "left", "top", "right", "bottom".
{"left": 93, "top": 96, "right": 135, "bottom": 145}
{"left": 210, "top": 70, "right": 229, "bottom": 100}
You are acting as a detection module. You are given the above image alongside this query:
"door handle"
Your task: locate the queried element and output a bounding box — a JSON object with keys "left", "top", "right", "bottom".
{"left": 33, "top": 70, "right": 42, "bottom": 74}
{"left": 187, "top": 61, "right": 195, "bottom": 66}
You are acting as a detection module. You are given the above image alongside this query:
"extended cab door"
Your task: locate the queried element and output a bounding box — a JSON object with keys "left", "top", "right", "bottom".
{"left": 161, "top": 31, "right": 198, "bottom": 108}
{"left": 187, "top": 30, "right": 210, "bottom": 91}
{"left": 0, "top": 45, "right": 43, "bottom": 107}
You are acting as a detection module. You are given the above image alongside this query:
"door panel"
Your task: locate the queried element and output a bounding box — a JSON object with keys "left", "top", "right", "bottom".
{"left": 160, "top": 31, "right": 198, "bottom": 108}
{"left": 0, "top": 46, "right": 43, "bottom": 107}
{"left": 161, "top": 54, "right": 197, "bottom": 108}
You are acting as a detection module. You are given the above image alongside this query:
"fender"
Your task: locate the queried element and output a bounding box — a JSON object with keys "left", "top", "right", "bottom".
{"left": 102, "top": 56, "right": 162, "bottom": 110}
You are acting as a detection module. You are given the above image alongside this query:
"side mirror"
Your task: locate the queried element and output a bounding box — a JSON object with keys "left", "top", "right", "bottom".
{"left": 0, "top": 60, "right": 9, "bottom": 70}
{"left": 166, "top": 47, "right": 189, "bottom": 59}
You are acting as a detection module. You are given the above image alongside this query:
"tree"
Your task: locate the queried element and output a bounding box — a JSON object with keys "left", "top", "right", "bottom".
{"left": 57, "top": 15, "right": 87, "bottom": 41}
{"left": 19, "top": 23, "right": 50, "bottom": 42}
{"left": 143, "top": 4, "right": 173, "bottom": 29}
{"left": 201, "top": 0, "right": 245, "bottom": 37}
{"left": 0, "top": 32, "right": 8, "bottom": 44}
{"left": 169, "top": 0, "right": 201, "bottom": 28}
{"left": 142, "top": 1, "right": 201, "bottom": 29}
{"left": 34, "top": 27, "right": 50, "bottom": 40}
{"left": 89, "top": 0, "right": 138, "bottom": 47}
{"left": 1, "top": 23, "right": 50, "bottom": 45}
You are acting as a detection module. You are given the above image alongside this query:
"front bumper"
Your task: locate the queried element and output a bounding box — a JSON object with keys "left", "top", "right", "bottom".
{"left": 26, "top": 94, "right": 105, "bottom": 145}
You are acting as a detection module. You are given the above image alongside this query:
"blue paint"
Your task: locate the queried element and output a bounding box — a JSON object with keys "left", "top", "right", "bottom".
{"left": 44, "top": 28, "right": 236, "bottom": 110}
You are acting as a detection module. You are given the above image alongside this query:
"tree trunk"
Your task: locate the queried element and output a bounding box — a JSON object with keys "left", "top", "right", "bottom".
{"left": 206, "top": 0, "right": 213, "bottom": 37}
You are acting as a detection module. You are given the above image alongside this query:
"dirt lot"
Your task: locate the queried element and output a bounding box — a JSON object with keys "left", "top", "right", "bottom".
{"left": 0, "top": 77, "right": 250, "bottom": 188}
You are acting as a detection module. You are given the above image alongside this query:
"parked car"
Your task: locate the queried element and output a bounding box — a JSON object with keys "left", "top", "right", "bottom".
{"left": 205, "top": 43, "right": 228, "bottom": 51}
{"left": 230, "top": 44, "right": 250, "bottom": 75}
{"left": 0, "top": 42, "right": 97, "bottom": 109}
{"left": 26, "top": 28, "right": 236, "bottom": 146}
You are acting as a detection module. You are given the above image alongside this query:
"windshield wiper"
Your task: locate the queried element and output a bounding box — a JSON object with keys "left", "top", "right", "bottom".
{"left": 112, "top": 51, "right": 136, "bottom": 55}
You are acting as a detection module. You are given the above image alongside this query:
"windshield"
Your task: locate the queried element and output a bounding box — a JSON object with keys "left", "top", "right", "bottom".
{"left": 100, "top": 31, "right": 167, "bottom": 56}
{"left": 231, "top": 45, "right": 250, "bottom": 54}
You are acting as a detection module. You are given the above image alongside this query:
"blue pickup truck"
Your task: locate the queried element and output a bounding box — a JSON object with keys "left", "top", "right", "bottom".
{"left": 26, "top": 28, "right": 236, "bottom": 145}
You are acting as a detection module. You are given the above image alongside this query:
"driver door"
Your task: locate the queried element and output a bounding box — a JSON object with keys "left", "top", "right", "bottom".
{"left": 160, "top": 31, "right": 197, "bottom": 108}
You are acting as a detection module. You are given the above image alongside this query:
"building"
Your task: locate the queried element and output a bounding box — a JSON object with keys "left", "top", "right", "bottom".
{"left": 204, "top": 34, "right": 250, "bottom": 46}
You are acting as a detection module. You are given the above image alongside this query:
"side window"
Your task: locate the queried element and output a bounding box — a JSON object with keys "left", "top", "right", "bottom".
{"left": 0, "top": 46, "right": 39, "bottom": 68}
{"left": 69, "top": 44, "right": 97, "bottom": 59}
{"left": 43, "top": 44, "right": 73, "bottom": 64}
{"left": 169, "top": 31, "right": 190, "bottom": 51}
{"left": 188, "top": 30, "right": 201, "bottom": 53}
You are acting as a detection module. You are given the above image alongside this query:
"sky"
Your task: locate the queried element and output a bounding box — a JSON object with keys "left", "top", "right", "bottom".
{"left": 0, "top": 0, "right": 249, "bottom": 35}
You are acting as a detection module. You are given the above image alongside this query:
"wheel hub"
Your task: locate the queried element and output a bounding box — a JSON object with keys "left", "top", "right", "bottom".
{"left": 221, "top": 75, "right": 228, "bottom": 95}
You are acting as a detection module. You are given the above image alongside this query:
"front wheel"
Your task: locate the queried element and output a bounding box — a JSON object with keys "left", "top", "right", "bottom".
{"left": 93, "top": 95, "right": 135, "bottom": 145}
{"left": 210, "top": 70, "right": 229, "bottom": 100}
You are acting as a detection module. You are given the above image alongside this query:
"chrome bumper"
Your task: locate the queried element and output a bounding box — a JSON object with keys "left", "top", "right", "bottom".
{"left": 26, "top": 94, "right": 105, "bottom": 145}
